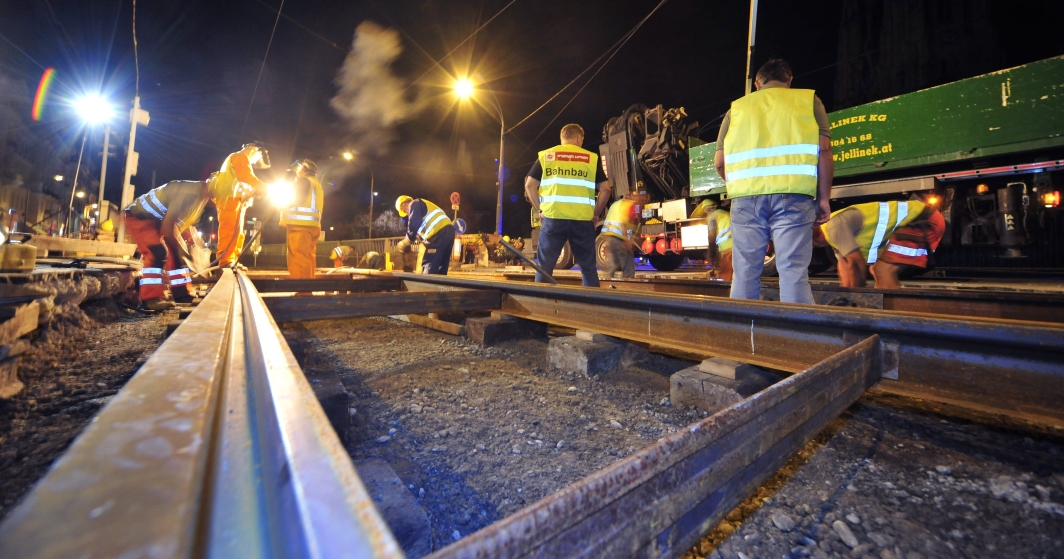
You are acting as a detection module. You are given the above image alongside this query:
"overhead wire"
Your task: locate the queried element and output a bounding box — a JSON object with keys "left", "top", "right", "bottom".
{"left": 250, "top": 0, "right": 348, "bottom": 53}
{"left": 509, "top": 0, "right": 669, "bottom": 164}
{"left": 240, "top": 0, "right": 286, "bottom": 138}
{"left": 505, "top": 0, "right": 668, "bottom": 135}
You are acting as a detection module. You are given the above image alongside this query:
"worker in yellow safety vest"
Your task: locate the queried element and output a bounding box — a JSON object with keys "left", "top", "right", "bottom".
{"left": 213, "top": 143, "right": 270, "bottom": 266}
{"left": 597, "top": 197, "right": 644, "bottom": 278}
{"left": 714, "top": 58, "right": 834, "bottom": 304}
{"left": 280, "top": 159, "right": 323, "bottom": 279}
{"left": 396, "top": 195, "right": 455, "bottom": 274}
{"left": 330, "top": 245, "right": 353, "bottom": 268}
{"left": 125, "top": 177, "right": 220, "bottom": 310}
{"left": 690, "top": 198, "right": 733, "bottom": 281}
{"left": 523, "top": 123, "right": 612, "bottom": 286}
{"left": 816, "top": 200, "right": 945, "bottom": 288}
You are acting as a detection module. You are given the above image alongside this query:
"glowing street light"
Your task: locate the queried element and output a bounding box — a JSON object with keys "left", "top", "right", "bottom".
{"left": 75, "top": 191, "right": 85, "bottom": 199}
{"left": 342, "top": 151, "right": 354, "bottom": 161}
{"left": 54, "top": 175, "right": 63, "bottom": 182}
{"left": 454, "top": 78, "right": 475, "bottom": 99}
{"left": 72, "top": 95, "right": 114, "bottom": 124}
{"left": 453, "top": 75, "right": 506, "bottom": 235}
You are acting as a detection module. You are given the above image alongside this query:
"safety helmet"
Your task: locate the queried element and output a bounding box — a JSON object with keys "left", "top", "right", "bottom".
{"left": 289, "top": 159, "right": 318, "bottom": 176}
{"left": 241, "top": 142, "right": 262, "bottom": 150}
{"left": 396, "top": 195, "right": 413, "bottom": 217}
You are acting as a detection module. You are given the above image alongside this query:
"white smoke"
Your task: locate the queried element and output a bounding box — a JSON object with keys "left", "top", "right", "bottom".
{"left": 330, "top": 21, "right": 422, "bottom": 157}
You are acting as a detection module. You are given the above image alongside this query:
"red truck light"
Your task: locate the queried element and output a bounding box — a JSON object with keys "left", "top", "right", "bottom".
{"left": 1043, "top": 191, "right": 1060, "bottom": 208}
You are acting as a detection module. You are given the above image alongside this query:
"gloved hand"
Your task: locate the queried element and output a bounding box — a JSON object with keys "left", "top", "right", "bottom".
{"left": 397, "top": 238, "right": 413, "bottom": 253}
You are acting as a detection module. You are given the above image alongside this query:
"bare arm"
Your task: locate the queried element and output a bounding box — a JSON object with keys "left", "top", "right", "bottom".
{"left": 714, "top": 149, "right": 726, "bottom": 181}
{"left": 524, "top": 176, "right": 541, "bottom": 212}
{"left": 816, "top": 135, "right": 834, "bottom": 223}
{"left": 594, "top": 181, "right": 612, "bottom": 220}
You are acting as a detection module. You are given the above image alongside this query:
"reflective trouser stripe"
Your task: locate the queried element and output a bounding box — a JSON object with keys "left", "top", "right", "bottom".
{"left": 141, "top": 278, "right": 163, "bottom": 285}
{"left": 887, "top": 245, "right": 927, "bottom": 257}
{"left": 167, "top": 268, "right": 190, "bottom": 276}
{"left": 169, "top": 278, "right": 190, "bottom": 286}
{"left": 143, "top": 268, "right": 163, "bottom": 274}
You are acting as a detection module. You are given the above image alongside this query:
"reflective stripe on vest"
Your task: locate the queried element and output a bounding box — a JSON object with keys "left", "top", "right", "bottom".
{"left": 716, "top": 226, "right": 731, "bottom": 244}
{"left": 599, "top": 199, "right": 639, "bottom": 242}
{"left": 723, "top": 88, "right": 820, "bottom": 199}
{"left": 828, "top": 201, "right": 924, "bottom": 264}
{"left": 867, "top": 202, "right": 907, "bottom": 264}
{"left": 416, "top": 199, "right": 452, "bottom": 241}
{"left": 538, "top": 145, "right": 598, "bottom": 220}
{"left": 280, "top": 176, "right": 324, "bottom": 227}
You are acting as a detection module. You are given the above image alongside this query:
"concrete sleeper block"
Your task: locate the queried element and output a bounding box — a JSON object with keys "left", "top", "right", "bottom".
{"left": 670, "top": 364, "right": 784, "bottom": 414}
{"left": 548, "top": 336, "right": 627, "bottom": 377}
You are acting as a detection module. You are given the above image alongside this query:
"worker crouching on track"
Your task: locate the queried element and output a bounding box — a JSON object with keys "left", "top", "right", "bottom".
{"left": 125, "top": 177, "right": 219, "bottom": 311}
{"left": 356, "top": 251, "right": 385, "bottom": 270}
{"left": 598, "top": 197, "right": 643, "bottom": 278}
{"left": 816, "top": 200, "right": 945, "bottom": 289}
{"left": 213, "top": 143, "right": 269, "bottom": 266}
{"left": 282, "top": 159, "right": 324, "bottom": 279}
{"left": 331, "top": 245, "right": 353, "bottom": 268}
{"left": 396, "top": 195, "right": 455, "bottom": 275}
{"left": 690, "top": 198, "right": 733, "bottom": 281}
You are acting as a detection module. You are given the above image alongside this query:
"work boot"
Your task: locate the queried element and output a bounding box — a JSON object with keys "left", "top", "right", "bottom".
{"left": 142, "top": 298, "right": 176, "bottom": 312}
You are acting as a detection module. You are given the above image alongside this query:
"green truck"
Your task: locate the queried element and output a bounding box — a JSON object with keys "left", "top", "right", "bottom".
{"left": 606, "top": 55, "right": 1064, "bottom": 272}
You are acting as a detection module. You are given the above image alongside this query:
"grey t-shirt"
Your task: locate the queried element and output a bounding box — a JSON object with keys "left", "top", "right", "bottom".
{"left": 716, "top": 82, "right": 831, "bottom": 148}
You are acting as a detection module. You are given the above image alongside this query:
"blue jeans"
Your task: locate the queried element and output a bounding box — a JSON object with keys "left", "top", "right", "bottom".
{"left": 422, "top": 225, "right": 455, "bottom": 275}
{"left": 729, "top": 194, "right": 815, "bottom": 304}
{"left": 536, "top": 217, "right": 599, "bottom": 286}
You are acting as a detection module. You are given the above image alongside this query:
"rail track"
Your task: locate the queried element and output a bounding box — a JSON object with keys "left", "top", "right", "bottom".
{"left": 1, "top": 269, "right": 1062, "bottom": 558}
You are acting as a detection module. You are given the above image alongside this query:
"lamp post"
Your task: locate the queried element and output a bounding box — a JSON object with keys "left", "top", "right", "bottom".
{"left": 454, "top": 77, "right": 506, "bottom": 236}
{"left": 343, "top": 151, "right": 377, "bottom": 238}
{"left": 70, "top": 95, "right": 113, "bottom": 237}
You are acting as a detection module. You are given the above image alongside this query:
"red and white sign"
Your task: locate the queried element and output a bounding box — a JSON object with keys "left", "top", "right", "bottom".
{"left": 553, "top": 151, "right": 591, "bottom": 164}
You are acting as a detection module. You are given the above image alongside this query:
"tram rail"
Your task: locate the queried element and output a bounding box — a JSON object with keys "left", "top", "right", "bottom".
{"left": 2, "top": 269, "right": 1062, "bottom": 558}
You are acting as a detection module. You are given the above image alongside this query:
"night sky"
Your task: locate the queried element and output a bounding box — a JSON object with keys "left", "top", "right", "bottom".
{"left": 1, "top": 0, "right": 1061, "bottom": 241}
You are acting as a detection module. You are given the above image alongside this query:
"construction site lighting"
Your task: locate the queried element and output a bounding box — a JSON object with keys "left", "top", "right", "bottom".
{"left": 72, "top": 95, "right": 113, "bottom": 125}
{"left": 267, "top": 180, "right": 295, "bottom": 208}
{"left": 454, "top": 78, "right": 475, "bottom": 99}
{"left": 75, "top": 191, "right": 85, "bottom": 198}
{"left": 342, "top": 152, "right": 354, "bottom": 161}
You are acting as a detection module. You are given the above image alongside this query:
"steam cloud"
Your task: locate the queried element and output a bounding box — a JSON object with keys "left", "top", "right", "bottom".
{"left": 330, "top": 21, "right": 422, "bottom": 158}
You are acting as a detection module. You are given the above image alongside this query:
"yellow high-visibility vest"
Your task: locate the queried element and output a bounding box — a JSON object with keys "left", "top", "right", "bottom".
{"left": 600, "top": 199, "right": 640, "bottom": 244}
{"left": 724, "top": 88, "right": 820, "bottom": 199}
{"left": 538, "top": 144, "right": 598, "bottom": 220}
{"left": 280, "top": 176, "right": 324, "bottom": 228}
{"left": 707, "top": 209, "right": 732, "bottom": 251}
{"left": 826, "top": 201, "right": 927, "bottom": 264}
{"left": 213, "top": 153, "right": 259, "bottom": 201}
{"left": 416, "top": 199, "right": 452, "bottom": 241}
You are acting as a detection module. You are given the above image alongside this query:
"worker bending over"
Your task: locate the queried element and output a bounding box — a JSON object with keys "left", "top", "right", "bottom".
{"left": 331, "top": 245, "right": 353, "bottom": 267}
{"left": 816, "top": 200, "right": 945, "bottom": 288}
{"left": 598, "top": 197, "right": 643, "bottom": 278}
{"left": 396, "top": 195, "right": 455, "bottom": 275}
{"left": 356, "top": 251, "right": 384, "bottom": 270}
{"left": 281, "top": 159, "right": 324, "bottom": 279}
{"left": 125, "top": 177, "right": 219, "bottom": 311}
{"left": 213, "top": 143, "right": 269, "bottom": 266}
{"left": 690, "top": 198, "right": 733, "bottom": 281}
{"left": 525, "top": 123, "right": 611, "bottom": 286}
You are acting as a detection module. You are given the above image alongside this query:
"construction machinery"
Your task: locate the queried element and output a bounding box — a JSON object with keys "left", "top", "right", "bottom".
{"left": 601, "top": 55, "right": 1064, "bottom": 272}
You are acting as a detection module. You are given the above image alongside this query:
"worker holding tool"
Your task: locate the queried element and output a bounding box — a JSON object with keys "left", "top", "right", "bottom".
{"left": 715, "top": 58, "right": 833, "bottom": 304}
{"left": 690, "top": 198, "right": 733, "bottom": 281}
{"left": 815, "top": 199, "right": 945, "bottom": 289}
{"left": 396, "top": 195, "right": 455, "bottom": 275}
{"left": 124, "top": 177, "right": 219, "bottom": 311}
{"left": 355, "top": 251, "right": 384, "bottom": 270}
{"left": 331, "top": 245, "right": 353, "bottom": 268}
{"left": 524, "top": 123, "right": 612, "bottom": 286}
{"left": 213, "top": 143, "right": 270, "bottom": 266}
{"left": 597, "top": 196, "right": 644, "bottom": 278}
{"left": 281, "top": 159, "right": 324, "bottom": 279}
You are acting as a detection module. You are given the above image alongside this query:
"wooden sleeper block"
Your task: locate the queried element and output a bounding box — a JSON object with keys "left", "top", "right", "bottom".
{"left": 698, "top": 357, "right": 758, "bottom": 380}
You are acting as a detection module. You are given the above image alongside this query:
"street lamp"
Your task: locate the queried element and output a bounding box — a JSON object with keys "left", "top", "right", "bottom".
{"left": 454, "top": 76, "right": 506, "bottom": 236}
{"left": 54, "top": 175, "right": 63, "bottom": 182}
{"left": 68, "top": 95, "right": 114, "bottom": 237}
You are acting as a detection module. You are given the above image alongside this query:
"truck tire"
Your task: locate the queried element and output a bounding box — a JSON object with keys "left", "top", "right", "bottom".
{"left": 648, "top": 252, "right": 684, "bottom": 271}
{"left": 595, "top": 236, "right": 611, "bottom": 269}
{"left": 556, "top": 241, "right": 574, "bottom": 269}
{"left": 808, "top": 246, "right": 836, "bottom": 276}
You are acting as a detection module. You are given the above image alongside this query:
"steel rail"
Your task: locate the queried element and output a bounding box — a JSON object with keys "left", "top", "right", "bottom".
{"left": 451, "top": 270, "right": 1064, "bottom": 324}
{"left": 390, "top": 272, "right": 1064, "bottom": 429}
{"left": 0, "top": 270, "right": 402, "bottom": 559}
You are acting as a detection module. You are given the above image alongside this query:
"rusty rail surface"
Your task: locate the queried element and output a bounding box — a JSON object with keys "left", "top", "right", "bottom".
{"left": 451, "top": 270, "right": 1064, "bottom": 324}
{"left": 393, "top": 273, "right": 1064, "bottom": 429}
{"left": 0, "top": 270, "right": 402, "bottom": 559}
